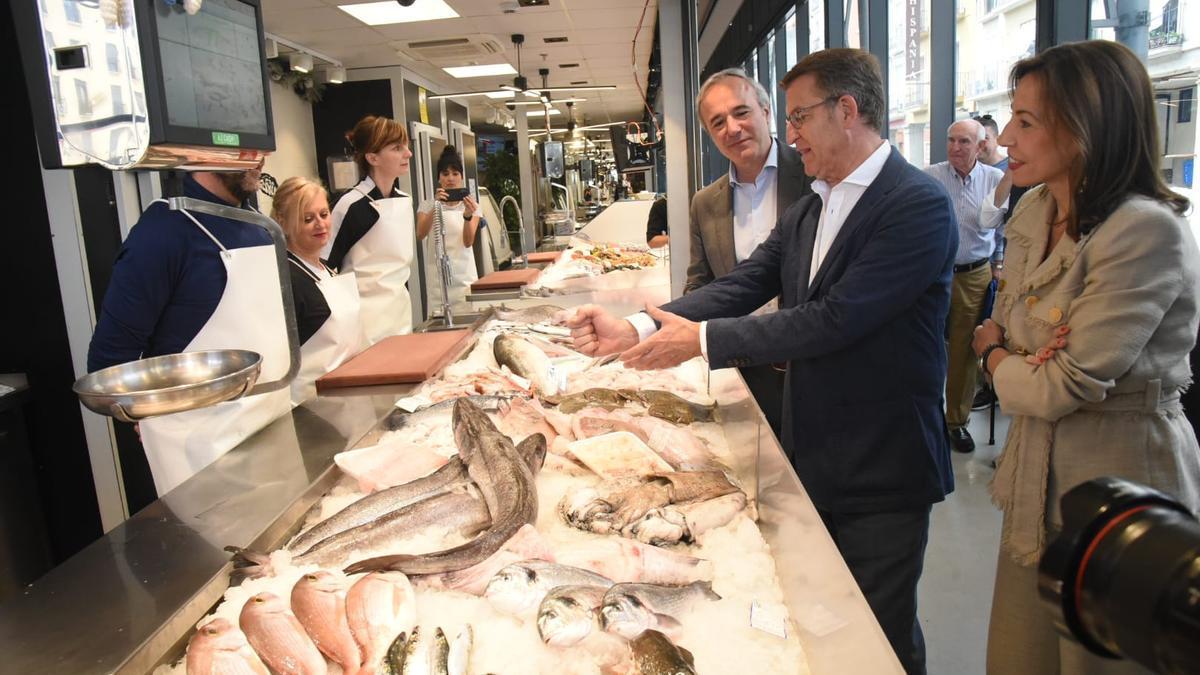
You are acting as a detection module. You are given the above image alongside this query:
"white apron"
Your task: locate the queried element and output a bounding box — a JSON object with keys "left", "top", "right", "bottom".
{"left": 139, "top": 205, "right": 293, "bottom": 495}
{"left": 345, "top": 181, "right": 415, "bottom": 343}
{"left": 424, "top": 203, "right": 480, "bottom": 308}
{"left": 288, "top": 258, "right": 366, "bottom": 405}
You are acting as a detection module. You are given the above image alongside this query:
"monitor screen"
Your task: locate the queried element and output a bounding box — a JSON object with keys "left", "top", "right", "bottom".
{"left": 154, "top": 0, "right": 268, "bottom": 136}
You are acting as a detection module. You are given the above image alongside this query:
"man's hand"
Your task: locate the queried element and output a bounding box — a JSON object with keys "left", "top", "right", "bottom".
{"left": 620, "top": 305, "right": 701, "bottom": 370}
{"left": 567, "top": 304, "right": 639, "bottom": 356}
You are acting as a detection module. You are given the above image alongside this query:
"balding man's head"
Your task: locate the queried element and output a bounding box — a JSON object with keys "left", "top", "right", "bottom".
{"left": 947, "top": 119, "right": 985, "bottom": 176}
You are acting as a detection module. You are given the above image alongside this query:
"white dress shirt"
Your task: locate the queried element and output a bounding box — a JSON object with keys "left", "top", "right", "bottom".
{"left": 729, "top": 139, "right": 780, "bottom": 263}
{"left": 924, "top": 160, "right": 1006, "bottom": 264}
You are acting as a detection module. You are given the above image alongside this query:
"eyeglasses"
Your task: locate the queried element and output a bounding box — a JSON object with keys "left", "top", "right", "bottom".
{"left": 786, "top": 96, "right": 839, "bottom": 129}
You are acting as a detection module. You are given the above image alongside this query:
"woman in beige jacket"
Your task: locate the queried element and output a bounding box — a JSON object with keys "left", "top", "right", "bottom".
{"left": 971, "top": 41, "right": 1200, "bottom": 674}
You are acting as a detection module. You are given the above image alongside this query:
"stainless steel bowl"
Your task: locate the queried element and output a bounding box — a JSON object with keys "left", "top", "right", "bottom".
{"left": 73, "top": 350, "right": 263, "bottom": 423}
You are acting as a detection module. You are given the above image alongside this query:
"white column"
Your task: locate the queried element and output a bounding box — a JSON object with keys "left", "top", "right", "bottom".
{"left": 659, "top": 0, "right": 700, "bottom": 298}
{"left": 515, "top": 112, "right": 537, "bottom": 255}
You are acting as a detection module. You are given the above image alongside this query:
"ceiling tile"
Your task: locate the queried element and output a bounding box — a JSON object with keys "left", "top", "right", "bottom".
{"left": 264, "top": 7, "right": 364, "bottom": 33}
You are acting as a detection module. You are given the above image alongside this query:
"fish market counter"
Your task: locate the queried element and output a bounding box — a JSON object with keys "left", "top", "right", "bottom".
{"left": 0, "top": 307, "right": 901, "bottom": 675}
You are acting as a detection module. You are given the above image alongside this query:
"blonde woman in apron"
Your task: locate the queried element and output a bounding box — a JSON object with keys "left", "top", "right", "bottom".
{"left": 272, "top": 177, "right": 366, "bottom": 405}
{"left": 417, "top": 144, "right": 481, "bottom": 308}
{"left": 325, "top": 116, "right": 416, "bottom": 344}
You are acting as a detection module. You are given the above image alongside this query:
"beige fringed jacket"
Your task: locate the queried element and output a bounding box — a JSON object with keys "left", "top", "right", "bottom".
{"left": 989, "top": 185, "right": 1200, "bottom": 566}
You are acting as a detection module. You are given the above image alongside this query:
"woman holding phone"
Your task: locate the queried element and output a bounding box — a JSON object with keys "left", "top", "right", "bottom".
{"left": 417, "top": 145, "right": 481, "bottom": 306}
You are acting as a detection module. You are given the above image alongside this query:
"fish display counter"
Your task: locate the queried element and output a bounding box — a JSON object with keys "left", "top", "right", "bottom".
{"left": 0, "top": 292, "right": 901, "bottom": 675}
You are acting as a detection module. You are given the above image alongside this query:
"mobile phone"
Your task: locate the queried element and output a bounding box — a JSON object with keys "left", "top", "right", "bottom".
{"left": 441, "top": 187, "right": 471, "bottom": 202}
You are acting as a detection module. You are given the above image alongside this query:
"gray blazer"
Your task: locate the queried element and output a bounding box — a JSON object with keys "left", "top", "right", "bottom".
{"left": 684, "top": 141, "right": 810, "bottom": 293}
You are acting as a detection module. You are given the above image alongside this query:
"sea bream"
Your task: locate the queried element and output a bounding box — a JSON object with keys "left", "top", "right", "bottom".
{"left": 237, "top": 592, "right": 326, "bottom": 675}
{"left": 344, "top": 399, "right": 543, "bottom": 576}
{"left": 537, "top": 584, "right": 610, "bottom": 647}
{"left": 289, "top": 571, "right": 362, "bottom": 673}
{"left": 484, "top": 560, "right": 613, "bottom": 616}
{"left": 346, "top": 571, "right": 417, "bottom": 675}
{"left": 185, "top": 618, "right": 269, "bottom": 675}
{"left": 600, "top": 582, "right": 721, "bottom": 640}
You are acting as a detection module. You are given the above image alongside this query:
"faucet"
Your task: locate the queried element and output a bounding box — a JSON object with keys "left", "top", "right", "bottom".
{"left": 499, "top": 194, "right": 526, "bottom": 265}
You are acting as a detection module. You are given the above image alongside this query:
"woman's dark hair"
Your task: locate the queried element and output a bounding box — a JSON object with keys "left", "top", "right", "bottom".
{"left": 345, "top": 115, "right": 408, "bottom": 175}
{"left": 436, "top": 145, "right": 464, "bottom": 175}
{"left": 1009, "top": 40, "right": 1188, "bottom": 238}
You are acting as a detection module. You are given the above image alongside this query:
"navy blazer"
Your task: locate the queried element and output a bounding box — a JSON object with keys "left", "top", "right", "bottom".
{"left": 664, "top": 147, "right": 957, "bottom": 513}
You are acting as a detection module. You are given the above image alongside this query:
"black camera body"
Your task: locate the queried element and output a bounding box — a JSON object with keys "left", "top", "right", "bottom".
{"left": 1039, "top": 477, "right": 1200, "bottom": 675}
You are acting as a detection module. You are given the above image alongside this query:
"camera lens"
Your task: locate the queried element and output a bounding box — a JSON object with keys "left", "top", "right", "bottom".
{"left": 1039, "top": 477, "right": 1200, "bottom": 675}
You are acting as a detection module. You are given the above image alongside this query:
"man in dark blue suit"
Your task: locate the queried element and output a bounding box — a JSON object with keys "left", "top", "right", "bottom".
{"left": 568, "top": 49, "right": 956, "bottom": 674}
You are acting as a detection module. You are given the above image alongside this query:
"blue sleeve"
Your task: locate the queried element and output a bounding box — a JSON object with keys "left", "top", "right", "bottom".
{"left": 86, "top": 205, "right": 184, "bottom": 372}
{"left": 705, "top": 181, "right": 956, "bottom": 366}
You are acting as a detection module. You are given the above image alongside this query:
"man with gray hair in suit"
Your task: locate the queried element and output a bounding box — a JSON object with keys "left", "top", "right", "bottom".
{"left": 688, "top": 67, "right": 811, "bottom": 438}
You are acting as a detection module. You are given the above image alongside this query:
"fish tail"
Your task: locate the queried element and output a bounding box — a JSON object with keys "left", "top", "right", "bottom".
{"left": 223, "top": 546, "right": 274, "bottom": 579}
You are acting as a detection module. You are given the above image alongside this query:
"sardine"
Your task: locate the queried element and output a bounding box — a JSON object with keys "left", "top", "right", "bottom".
{"left": 630, "top": 630, "right": 697, "bottom": 675}
{"left": 600, "top": 582, "right": 721, "bottom": 640}
{"left": 237, "top": 592, "right": 326, "bottom": 675}
{"left": 537, "top": 584, "right": 609, "bottom": 647}
{"left": 494, "top": 334, "right": 559, "bottom": 395}
{"left": 346, "top": 572, "right": 417, "bottom": 673}
{"left": 485, "top": 560, "right": 613, "bottom": 616}
{"left": 382, "top": 631, "right": 407, "bottom": 675}
{"left": 447, "top": 626, "right": 473, "bottom": 675}
{"left": 431, "top": 627, "right": 450, "bottom": 675}
{"left": 290, "top": 571, "right": 362, "bottom": 673}
{"left": 399, "top": 626, "right": 422, "bottom": 675}
{"left": 185, "top": 618, "right": 269, "bottom": 675}
{"left": 344, "top": 399, "right": 542, "bottom": 575}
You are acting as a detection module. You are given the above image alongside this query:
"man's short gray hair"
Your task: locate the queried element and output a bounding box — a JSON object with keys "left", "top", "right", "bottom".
{"left": 949, "top": 119, "right": 986, "bottom": 142}
{"left": 696, "top": 68, "right": 772, "bottom": 124}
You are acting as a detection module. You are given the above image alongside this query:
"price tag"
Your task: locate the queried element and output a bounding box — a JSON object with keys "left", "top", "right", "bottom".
{"left": 750, "top": 600, "right": 789, "bottom": 639}
{"left": 394, "top": 395, "right": 431, "bottom": 412}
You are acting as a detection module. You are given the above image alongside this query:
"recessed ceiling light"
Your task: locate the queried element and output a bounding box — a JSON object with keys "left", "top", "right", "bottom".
{"left": 443, "top": 63, "right": 519, "bottom": 78}
{"left": 559, "top": 63, "right": 579, "bottom": 68}
{"left": 338, "top": 0, "right": 458, "bottom": 26}
{"left": 570, "top": 81, "right": 588, "bottom": 85}
{"left": 485, "top": 91, "right": 516, "bottom": 99}
{"left": 527, "top": 108, "right": 561, "bottom": 116}
{"left": 544, "top": 36, "right": 568, "bottom": 43}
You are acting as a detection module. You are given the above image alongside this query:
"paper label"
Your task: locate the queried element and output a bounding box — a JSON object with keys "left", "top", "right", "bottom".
{"left": 394, "top": 395, "right": 431, "bottom": 412}
{"left": 750, "top": 600, "right": 790, "bottom": 639}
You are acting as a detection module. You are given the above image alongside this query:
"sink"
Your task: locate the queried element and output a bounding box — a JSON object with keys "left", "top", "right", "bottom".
{"left": 418, "top": 312, "right": 490, "bottom": 332}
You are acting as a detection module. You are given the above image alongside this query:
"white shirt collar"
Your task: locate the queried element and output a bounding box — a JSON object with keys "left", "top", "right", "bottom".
{"left": 811, "top": 139, "right": 891, "bottom": 201}
{"left": 729, "top": 138, "right": 779, "bottom": 186}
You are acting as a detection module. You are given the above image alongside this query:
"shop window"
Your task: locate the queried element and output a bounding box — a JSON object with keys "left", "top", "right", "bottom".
{"left": 889, "top": 0, "right": 933, "bottom": 167}
{"left": 111, "top": 85, "right": 125, "bottom": 115}
{"left": 75, "top": 79, "right": 90, "bottom": 116}
{"left": 1180, "top": 87, "right": 1194, "bottom": 124}
{"left": 810, "top": 0, "right": 825, "bottom": 53}
{"left": 106, "top": 43, "right": 120, "bottom": 74}
{"left": 952, "top": 0, "right": 1035, "bottom": 168}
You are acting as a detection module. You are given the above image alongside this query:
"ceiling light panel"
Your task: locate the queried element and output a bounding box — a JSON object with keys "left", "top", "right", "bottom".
{"left": 443, "top": 63, "right": 518, "bottom": 78}
{"left": 338, "top": 0, "right": 459, "bottom": 26}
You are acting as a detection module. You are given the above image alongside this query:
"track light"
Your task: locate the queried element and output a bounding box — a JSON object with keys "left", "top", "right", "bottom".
{"left": 288, "top": 52, "right": 313, "bottom": 73}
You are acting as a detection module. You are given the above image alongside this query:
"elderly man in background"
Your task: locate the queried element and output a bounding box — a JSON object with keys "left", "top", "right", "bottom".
{"left": 925, "top": 119, "right": 1007, "bottom": 452}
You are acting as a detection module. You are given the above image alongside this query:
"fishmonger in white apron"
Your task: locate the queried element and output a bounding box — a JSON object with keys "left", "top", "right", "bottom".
{"left": 288, "top": 257, "right": 365, "bottom": 405}
{"left": 139, "top": 205, "right": 293, "bottom": 495}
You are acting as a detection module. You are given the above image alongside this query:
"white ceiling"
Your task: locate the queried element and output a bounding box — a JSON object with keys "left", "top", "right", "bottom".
{"left": 261, "top": 0, "right": 660, "bottom": 131}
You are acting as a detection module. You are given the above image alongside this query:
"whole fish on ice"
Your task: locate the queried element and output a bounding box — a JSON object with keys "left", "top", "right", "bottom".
{"left": 290, "top": 571, "right": 362, "bottom": 673}
{"left": 485, "top": 560, "right": 613, "bottom": 616}
{"left": 185, "top": 618, "right": 269, "bottom": 675}
{"left": 238, "top": 592, "right": 326, "bottom": 675}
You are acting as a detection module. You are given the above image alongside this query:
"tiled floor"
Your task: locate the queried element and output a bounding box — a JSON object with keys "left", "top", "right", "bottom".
{"left": 918, "top": 404, "right": 1011, "bottom": 675}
